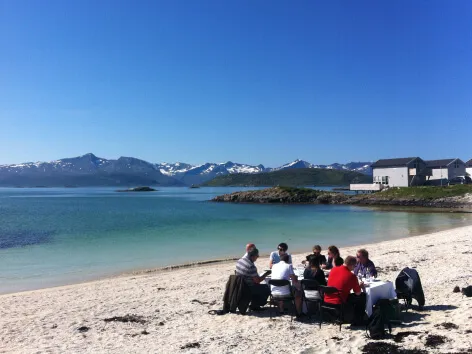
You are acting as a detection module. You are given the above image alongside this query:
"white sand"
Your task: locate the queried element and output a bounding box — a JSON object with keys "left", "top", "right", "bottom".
{"left": 1, "top": 225, "right": 472, "bottom": 353}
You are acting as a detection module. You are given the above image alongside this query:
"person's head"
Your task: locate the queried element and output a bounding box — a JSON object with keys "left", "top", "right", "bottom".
{"left": 248, "top": 248, "right": 259, "bottom": 262}
{"left": 356, "top": 249, "right": 369, "bottom": 265}
{"left": 280, "top": 253, "right": 290, "bottom": 263}
{"left": 312, "top": 245, "right": 322, "bottom": 255}
{"left": 308, "top": 256, "right": 321, "bottom": 269}
{"left": 246, "top": 243, "right": 256, "bottom": 253}
{"left": 344, "top": 255, "right": 357, "bottom": 271}
{"left": 334, "top": 256, "right": 344, "bottom": 267}
{"left": 277, "top": 243, "right": 288, "bottom": 255}
{"left": 327, "top": 245, "right": 340, "bottom": 258}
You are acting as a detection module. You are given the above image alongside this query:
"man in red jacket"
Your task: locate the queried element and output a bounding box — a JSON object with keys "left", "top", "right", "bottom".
{"left": 325, "top": 255, "right": 367, "bottom": 325}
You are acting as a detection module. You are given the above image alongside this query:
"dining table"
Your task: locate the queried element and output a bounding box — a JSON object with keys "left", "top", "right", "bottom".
{"left": 362, "top": 279, "right": 397, "bottom": 316}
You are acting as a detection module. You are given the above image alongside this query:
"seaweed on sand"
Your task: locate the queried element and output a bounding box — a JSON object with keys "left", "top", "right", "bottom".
{"left": 103, "top": 314, "right": 146, "bottom": 324}
{"left": 362, "top": 342, "right": 427, "bottom": 354}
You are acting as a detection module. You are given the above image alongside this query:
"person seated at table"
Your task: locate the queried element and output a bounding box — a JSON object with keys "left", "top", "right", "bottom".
{"left": 269, "top": 242, "right": 292, "bottom": 268}
{"left": 354, "top": 248, "right": 377, "bottom": 278}
{"left": 243, "top": 243, "right": 256, "bottom": 257}
{"left": 235, "top": 248, "right": 270, "bottom": 311}
{"left": 270, "top": 253, "right": 302, "bottom": 315}
{"left": 322, "top": 245, "right": 342, "bottom": 270}
{"left": 325, "top": 255, "right": 367, "bottom": 325}
{"left": 334, "top": 256, "right": 344, "bottom": 267}
{"left": 303, "top": 256, "right": 327, "bottom": 286}
{"left": 302, "top": 245, "right": 327, "bottom": 266}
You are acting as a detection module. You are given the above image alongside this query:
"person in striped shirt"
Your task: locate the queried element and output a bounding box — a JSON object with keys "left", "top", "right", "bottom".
{"left": 235, "top": 248, "right": 270, "bottom": 311}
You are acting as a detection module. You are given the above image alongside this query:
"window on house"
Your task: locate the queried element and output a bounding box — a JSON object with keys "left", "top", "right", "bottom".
{"left": 454, "top": 162, "right": 459, "bottom": 168}
{"left": 381, "top": 176, "right": 389, "bottom": 185}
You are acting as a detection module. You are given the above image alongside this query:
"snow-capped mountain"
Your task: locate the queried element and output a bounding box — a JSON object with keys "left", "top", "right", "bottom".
{"left": 0, "top": 155, "right": 372, "bottom": 187}
{"left": 272, "top": 159, "right": 314, "bottom": 170}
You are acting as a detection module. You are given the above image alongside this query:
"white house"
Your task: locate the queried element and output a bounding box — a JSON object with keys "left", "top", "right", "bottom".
{"left": 425, "top": 158, "right": 466, "bottom": 181}
{"left": 371, "top": 157, "right": 428, "bottom": 187}
{"left": 466, "top": 159, "right": 472, "bottom": 177}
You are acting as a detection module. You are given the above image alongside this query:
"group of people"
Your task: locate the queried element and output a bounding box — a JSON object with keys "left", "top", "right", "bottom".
{"left": 235, "top": 242, "right": 378, "bottom": 323}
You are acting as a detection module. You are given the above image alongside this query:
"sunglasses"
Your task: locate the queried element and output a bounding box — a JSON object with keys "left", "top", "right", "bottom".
{"left": 278, "top": 248, "right": 286, "bottom": 251}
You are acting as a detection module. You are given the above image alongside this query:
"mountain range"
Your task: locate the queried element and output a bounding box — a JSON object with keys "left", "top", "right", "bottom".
{"left": 0, "top": 154, "right": 372, "bottom": 187}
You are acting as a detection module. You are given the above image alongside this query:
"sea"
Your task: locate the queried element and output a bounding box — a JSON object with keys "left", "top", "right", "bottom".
{"left": 1, "top": 186, "right": 472, "bottom": 294}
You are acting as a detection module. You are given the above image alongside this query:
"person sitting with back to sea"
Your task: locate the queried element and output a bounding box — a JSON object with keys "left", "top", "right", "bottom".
{"left": 302, "top": 244, "right": 327, "bottom": 267}
{"left": 270, "top": 253, "right": 302, "bottom": 316}
{"left": 243, "top": 243, "right": 256, "bottom": 257}
{"left": 269, "top": 242, "right": 292, "bottom": 269}
{"left": 353, "top": 248, "right": 377, "bottom": 278}
{"left": 322, "top": 245, "right": 343, "bottom": 270}
{"left": 324, "top": 255, "right": 367, "bottom": 325}
{"left": 303, "top": 255, "right": 327, "bottom": 286}
{"left": 235, "top": 247, "right": 270, "bottom": 311}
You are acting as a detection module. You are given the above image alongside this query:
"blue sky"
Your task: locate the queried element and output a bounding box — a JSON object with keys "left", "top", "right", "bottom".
{"left": 1, "top": 0, "right": 471, "bottom": 167}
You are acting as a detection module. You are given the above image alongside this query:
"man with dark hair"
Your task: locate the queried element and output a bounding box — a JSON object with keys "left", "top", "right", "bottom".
{"left": 303, "top": 245, "right": 327, "bottom": 266}
{"left": 325, "top": 255, "right": 367, "bottom": 325}
{"left": 354, "top": 248, "right": 377, "bottom": 278}
{"left": 269, "top": 242, "right": 292, "bottom": 268}
{"left": 235, "top": 247, "right": 270, "bottom": 311}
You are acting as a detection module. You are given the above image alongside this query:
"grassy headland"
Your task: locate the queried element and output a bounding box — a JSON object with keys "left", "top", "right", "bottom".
{"left": 202, "top": 168, "right": 372, "bottom": 187}
{"left": 212, "top": 185, "right": 472, "bottom": 208}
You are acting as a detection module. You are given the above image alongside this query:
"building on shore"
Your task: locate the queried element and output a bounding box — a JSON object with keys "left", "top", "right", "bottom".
{"left": 466, "top": 159, "right": 472, "bottom": 177}
{"left": 425, "top": 159, "right": 466, "bottom": 181}
{"left": 371, "top": 157, "right": 429, "bottom": 187}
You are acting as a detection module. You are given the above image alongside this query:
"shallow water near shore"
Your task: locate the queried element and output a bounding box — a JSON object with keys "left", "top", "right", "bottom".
{"left": 1, "top": 186, "right": 472, "bottom": 294}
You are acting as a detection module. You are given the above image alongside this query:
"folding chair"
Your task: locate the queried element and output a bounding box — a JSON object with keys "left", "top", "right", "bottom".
{"left": 301, "top": 279, "right": 321, "bottom": 320}
{"left": 268, "top": 279, "right": 296, "bottom": 322}
{"left": 319, "top": 285, "right": 344, "bottom": 331}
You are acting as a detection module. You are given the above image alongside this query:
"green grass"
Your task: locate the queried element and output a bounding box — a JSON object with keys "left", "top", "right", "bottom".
{"left": 373, "top": 185, "right": 472, "bottom": 199}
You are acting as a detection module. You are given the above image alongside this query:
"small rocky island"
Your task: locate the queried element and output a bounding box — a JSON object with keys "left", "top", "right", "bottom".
{"left": 116, "top": 186, "right": 157, "bottom": 192}
{"left": 211, "top": 186, "right": 472, "bottom": 209}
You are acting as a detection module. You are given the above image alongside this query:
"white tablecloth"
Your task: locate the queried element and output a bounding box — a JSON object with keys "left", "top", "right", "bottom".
{"left": 364, "top": 280, "right": 396, "bottom": 316}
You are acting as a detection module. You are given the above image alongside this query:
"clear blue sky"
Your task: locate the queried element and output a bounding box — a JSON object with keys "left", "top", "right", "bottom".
{"left": 1, "top": 0, "right": 471, "bottom": 167}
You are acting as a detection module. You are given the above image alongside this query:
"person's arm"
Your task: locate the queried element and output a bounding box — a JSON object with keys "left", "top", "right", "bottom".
{"left": 352, "top": 276, "right": 362, "bottom": 295}
{"left": 370, "top": 262, "right": 378, "bottom": 277}
{"left": 269, "top": 252, "right": 274, "bottom": 269}
{"left": 251, "top": 268, "right": 270, "bottom": 284}
{"left": 288, "top": 254, "right": 292, "bottom": 264}
{"left": 353, "top": 263, "right": 360, "bottom": 276}
{"left": 289, "top": 264, "right": 298, "bottom": 282}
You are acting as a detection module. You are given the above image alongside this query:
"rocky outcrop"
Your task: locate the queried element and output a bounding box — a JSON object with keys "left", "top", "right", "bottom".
{"left": 116, "top": 186, "right": 157, "bottom": 192}
{"left": 211, "top": 187, "right": 348, "bottom": 204}
{"left": 211, "top": 187, "right": 472, "bottom": 209}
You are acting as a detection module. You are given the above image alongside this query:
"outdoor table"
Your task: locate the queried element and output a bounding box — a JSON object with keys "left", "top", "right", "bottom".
{"left": 363, "top": 280, "right": 396, "bottom": 316}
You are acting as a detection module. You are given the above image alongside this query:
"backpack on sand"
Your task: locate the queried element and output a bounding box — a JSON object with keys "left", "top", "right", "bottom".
{"left": 366, "top": 299, "right": 392, "bottom": 339}
{"left": 462, "top": 286, "right": 472, "bottom": 297}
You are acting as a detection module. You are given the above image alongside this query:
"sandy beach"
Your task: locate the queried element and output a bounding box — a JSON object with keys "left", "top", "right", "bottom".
{"left": 1, "top": 225, "right": 471, "bottom": 354}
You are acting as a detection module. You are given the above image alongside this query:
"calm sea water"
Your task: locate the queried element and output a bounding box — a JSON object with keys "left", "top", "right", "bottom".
{"left": 1, "top": 187, "right": 472, "bottom": 294}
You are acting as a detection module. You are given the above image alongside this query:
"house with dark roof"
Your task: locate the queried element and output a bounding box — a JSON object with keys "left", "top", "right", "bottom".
{"left": 425, "top": 158, "right": 466, "bottom": 181}
{"left": 466, "top": 159, "right": 472, "bottom": 177}
{"left": 371, "top": 157, "right": 429, "bottom": 187}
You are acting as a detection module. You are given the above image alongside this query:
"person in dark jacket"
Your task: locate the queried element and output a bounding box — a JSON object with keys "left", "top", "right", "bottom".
{"left": 322, "top": 245, "right": 342, "bottom": 270}
{"left": 303, "top": 256, "right": 327, "bottom": 286}
{"left": 302, "top": 245, "right": 327, "bottom": 266}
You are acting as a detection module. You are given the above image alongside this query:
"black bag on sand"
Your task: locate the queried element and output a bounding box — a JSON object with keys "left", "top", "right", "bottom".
{"left": 462, "top": 286, "right": 472, "bottom": 297}
{"left": 366, "top": 299, "right": 392, "bottom": 339}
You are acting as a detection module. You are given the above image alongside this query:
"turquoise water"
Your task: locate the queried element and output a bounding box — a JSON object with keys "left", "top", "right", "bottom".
{"left": 1, "top": 187, "right": 472, "bottom": 294}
